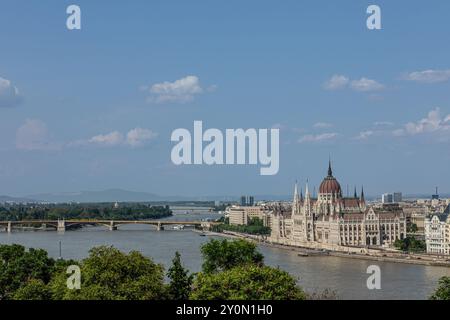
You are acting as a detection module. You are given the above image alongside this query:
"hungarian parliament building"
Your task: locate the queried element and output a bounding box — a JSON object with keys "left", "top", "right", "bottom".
{"left": 268, "top": 162, "right": 407, "bottom": 250}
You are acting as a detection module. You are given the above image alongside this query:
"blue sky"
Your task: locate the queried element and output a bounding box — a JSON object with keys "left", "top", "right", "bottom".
{"left": 1, "top": 0, "right": 449, "bottom": 197}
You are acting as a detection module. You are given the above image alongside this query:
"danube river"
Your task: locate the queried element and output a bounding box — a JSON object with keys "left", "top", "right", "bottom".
{"left": 0, "top": 209, "right": 448, "bottom": 300}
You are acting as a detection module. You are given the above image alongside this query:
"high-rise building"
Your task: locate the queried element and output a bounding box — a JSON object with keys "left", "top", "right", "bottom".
{"left": 240, "top": 196, "right": 247, "bottom": 206}
{"left": 393, "top": 192, "right": 402, "bottom": 203}
{"left": 248, "top": 196, "right": 255, "bottom": 206}
{"left": 382, "top": 193, "right": 393, "bottom": 204}
{"left": 432, "top": 187, "right": 439, "bottom": 200}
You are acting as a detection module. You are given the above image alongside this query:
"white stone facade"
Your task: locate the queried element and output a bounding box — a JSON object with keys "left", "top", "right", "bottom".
{"left": 269, "top": 163, "right": 407, "bottom": 249}
{"left": 425, "top": 214, "right": 450, "bottom": 255}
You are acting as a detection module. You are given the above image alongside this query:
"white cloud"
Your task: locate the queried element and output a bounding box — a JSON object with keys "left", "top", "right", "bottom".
{"left": 354, "top": 130, "right": 375, "bottom": 140}
{"left": 323, "top": 75, "right": 349, "bottom": 90}
{"left": 16, "top": 119, "right": 59, "bottom": 151}
{"left": 350, "top": 78, "right": 384, "bottom": 92}
{"left": 126, "top": 128, "right": 158, "bottom": 147}
{"left": 298, "top": 133, "right": 338, "bottom": 143}
{"left": 394, "top": 108, "right": 450, "bottom": 137}
{"left": 313, "top": 122, "right": 333, "bottom": 129}
{"left": 85, "top": 128, "right": 158, "bottom": 147}
{"left": 374, "top": 121, "right": 394, "bottom": 127}
{"left": 324, "top": 75, "right": 384, "bottom": 92}
{"left": 143, "top": 75, "right": 205, "bottom": 103}
{"left": 89, "top": 131, "right": 124, "bottom": 146}
{"left": 0, "top": 76, "right": 22, "bottom": 108}
{"left": 403, "top": 69, "right": 450, "bottom": 83}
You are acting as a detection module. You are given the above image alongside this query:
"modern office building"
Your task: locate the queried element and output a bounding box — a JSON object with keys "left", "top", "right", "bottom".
{"left": 393, "top": 192, "right": 403, "bottom": 203}
{"left": 382, "top": 193, "right": 393, "bottom": 204}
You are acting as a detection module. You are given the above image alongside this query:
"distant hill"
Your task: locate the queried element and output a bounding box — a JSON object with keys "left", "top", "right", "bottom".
{"left": 3, "top": 188, "right": 446, "bottom": 204}
{"left": 0, "top": 195, "right": 37, "bottom": 203}
{"left": 26, "top": 189, "right": 172, "bottom": 203}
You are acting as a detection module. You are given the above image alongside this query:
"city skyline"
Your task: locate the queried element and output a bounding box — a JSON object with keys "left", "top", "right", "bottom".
{"left": 1, "top": 0, "right": 450, "bottom": 197}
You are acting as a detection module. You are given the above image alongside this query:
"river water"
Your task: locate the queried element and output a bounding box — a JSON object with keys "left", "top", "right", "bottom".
{"left": 0, "top": 209, "right": 448, "bottom": 300}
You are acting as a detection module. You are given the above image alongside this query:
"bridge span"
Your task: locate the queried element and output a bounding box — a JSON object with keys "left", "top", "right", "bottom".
{"left": 0, "top": 219, "right": 217, "bottom": 232}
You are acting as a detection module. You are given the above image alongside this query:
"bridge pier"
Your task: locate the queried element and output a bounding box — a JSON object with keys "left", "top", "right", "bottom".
{"left": 57, "top": 219, "right": 66, "bottom": 232}
{"left": 7, "top": 221, "right": 12, "bottom": 233}
{"left": 109, "top": 221, "right": 117, "bottom": 231}
{"left": 156, "top": 222, "right": 164, "bottom": 231}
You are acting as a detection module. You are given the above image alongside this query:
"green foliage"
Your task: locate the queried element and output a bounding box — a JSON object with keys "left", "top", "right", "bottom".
{"left": 167, "top": 251, "right": 193, "bottom": 300}
{"left": 190, "top": 265, "right": 306, "bottom": 300}
{"left": 430, "top": 276, "right": 450, "bottom": 300}
{"left": 1, "top": 239, "right": 315, "bottom": 301}
{"left": 50, "top": 246, "right": 168, "bottom": 300}
{"left": 212, "top": 218, "right": 271, "bottom": 235}
{"left": 394, "top": 237, "right": 426, "bottom": 253}
{"left": 200, "top": 239, "right": 264, "bottom": 274}
{"left": 0, "top": 244, "right": 56, "bottom": 300}
{"left": 407, "top": 223, "right": 418, "bottom": 233}
{"left": 0, "top": 203, "right": 172, "bottom": 221}
{"left": 12, "top": 279, "right": 51, "bottom": 300}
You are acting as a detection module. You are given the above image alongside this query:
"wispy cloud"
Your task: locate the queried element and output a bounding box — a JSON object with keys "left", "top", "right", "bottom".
{"left": 402, "top": 69, "right": 450, "bottom": 83}
{"left": 126, "top": 128, "right": 158, "bottom": 147}
{"left": 0, "top": 76, "right": 22, "bottom": 108}
{"left": 324, "top": 75, "right": 384, "bottom": 92}
{"left": 350, "top": 78, "right": 384, "bottom": 92}
{"left": 89, "top": 131, "right": 124, "bottom": 146}
{"left": 374, "top": 121, "right": 394, "bottom": 127}
{"left": 16, "top": 119, "right": 60, "bottom": 151}
{"left": 323, "top": 75, "right": 349, "bottom": 90}
{"left": 313, "top": 122, "right": 333, "bottom": 129}
{"left": 142, "top": 75, "right": 212, "bottom": 104}
{"left": 353, "top": 130, "right": 375, "bottom": 140}
{"left": 298, "top": 133, "right": 338, "bottom": 143}
{"left": 394, "top": 108, "right": 450, "bottom": 136}
{"left": 82, "top": 128, "right": 158, "bottom": 147}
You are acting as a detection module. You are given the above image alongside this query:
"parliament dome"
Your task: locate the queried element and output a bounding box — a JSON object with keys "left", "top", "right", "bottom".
{"left": 319, "top": 161, "right": 342, "bottom": 195}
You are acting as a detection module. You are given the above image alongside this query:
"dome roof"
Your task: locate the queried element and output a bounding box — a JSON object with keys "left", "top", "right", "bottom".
{"left": 319, "top": 176, "right": 342, "bottom": 194}
{"left": 319, "top": 161, "right": 342, "bottom": 195}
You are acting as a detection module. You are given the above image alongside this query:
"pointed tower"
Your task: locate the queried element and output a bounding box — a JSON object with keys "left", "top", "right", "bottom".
{"left": 354, "top": 186, "right": 358, "bottom": 199}
{"left": 293, "top": 181, "right": 300, "bottom": 215}
{"left": 328, "top": 157, "right": 333, "bottom": 177}
{"left": 305, "top": 179, "right": 311, "bottom": 216}
{"left": 360, "top": 186, "right": 366, "bottom": 210}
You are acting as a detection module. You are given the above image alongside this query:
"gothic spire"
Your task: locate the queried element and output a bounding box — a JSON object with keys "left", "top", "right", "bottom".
{"left": 293, "top": 181, "right": 299, "bottom": 202}
{"left": 328, "top": 157, "right": 333, "bottom": 177}
{"left": 354, "top": 186, "right": 358, "bottom": 199}
{"left": 360, "top": 186, "right": 365, "bottom": 201}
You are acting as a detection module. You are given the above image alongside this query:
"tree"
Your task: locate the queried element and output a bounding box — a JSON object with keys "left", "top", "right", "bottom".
{"left": 394, "top": 237, "right": 426, "bottom": 253}
{"left": 200, "top": 239, "right": 264, "bottom": 274}
{"left": 0, "top": 244, "right": 56, "bottom": 300}
{"left": 430, "top": 276, "right": 450, "bottom": 300}
{"left": 13, "top": 279, "right": 51, "bottom": 300}
{"left": 50, "top": 246, "right": 168, "bottom": 300}
{"left": 167, "top": 251, "right": 193, "bottom": 300}
{"left": 191, "top": 264, "right": 306, "bottom": 300}
{"left": 407, "top": 223, "right": 418, "bottom": 233}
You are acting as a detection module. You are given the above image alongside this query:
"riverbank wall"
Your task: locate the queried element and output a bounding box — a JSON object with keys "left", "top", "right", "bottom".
{"left": 199, "top": 230, "right": 450, "bottom": 268}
